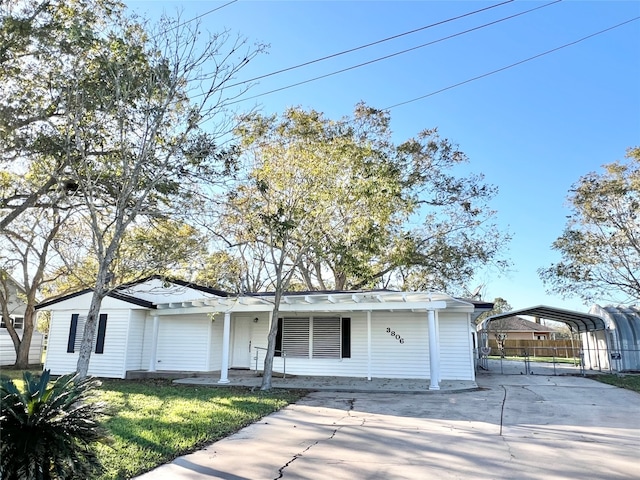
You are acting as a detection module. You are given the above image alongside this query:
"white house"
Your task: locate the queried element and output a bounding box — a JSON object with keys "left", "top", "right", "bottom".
{"left": 37, "top": 277, "right": 492, "bottom": 390}
{"left": 1, "top": 274, "right": 45, "bottom": 366}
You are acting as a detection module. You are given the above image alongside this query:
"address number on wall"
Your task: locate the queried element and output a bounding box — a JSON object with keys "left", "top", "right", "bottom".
{"left": 386, "top": 327, "right": 405, "bottom": 344}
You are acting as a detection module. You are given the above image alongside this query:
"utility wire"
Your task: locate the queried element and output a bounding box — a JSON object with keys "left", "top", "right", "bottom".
{"left": 384, "top": 16, "right": 640, "bottom": 110}
{"left": 151, "top": 0, "right": 238, "bottom": 37}
{"left": 226, "top": 0, "right": 515, "bottom": 88}
{"left": 227, "top": 0, "right": 562, "bottom": 105}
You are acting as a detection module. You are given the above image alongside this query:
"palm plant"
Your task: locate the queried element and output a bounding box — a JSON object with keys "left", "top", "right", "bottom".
{"left": 0, "top": 370, "right": 111, "bottom": 480}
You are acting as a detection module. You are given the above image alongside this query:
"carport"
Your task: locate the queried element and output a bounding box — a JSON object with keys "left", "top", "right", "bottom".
{"left": 478, "top": 305, "right": 608, "bottom": 374}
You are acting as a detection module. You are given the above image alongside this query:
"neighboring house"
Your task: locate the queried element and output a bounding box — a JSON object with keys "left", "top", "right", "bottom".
{"left": 36, "top": 276, "right": 493, "bottom": 390}
{"left": 485, "top": 316, "right": 558, "bottom": 341}
{"left": 1, "top": 275, "right": 45, "bottom": 366}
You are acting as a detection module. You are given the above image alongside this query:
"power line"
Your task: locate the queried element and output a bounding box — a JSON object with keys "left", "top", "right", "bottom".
{"left": 227, "top": 0, "right": 562, "bottom": 105}
{"left": 152, "top": 0, "right": 238, "bottom": 37}
{"left": 226, "top": 0, "right": 515, "bottom": 88}
{"left": 384, "top": 16, "right": 640, "bottom": 110}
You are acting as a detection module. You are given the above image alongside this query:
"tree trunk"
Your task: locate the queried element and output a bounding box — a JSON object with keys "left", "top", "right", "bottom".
{"left": 13, "top": 307, "right": 36, "bottom": 369}
{"left": 76, "top": 289, "right": 106, "bottom": 379}
{"left": 261, "top": 292, "right": 282, "bottom": 390}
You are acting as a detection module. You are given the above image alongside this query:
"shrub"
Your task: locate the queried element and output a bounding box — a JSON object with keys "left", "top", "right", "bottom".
{"left": 0, "top": 370, "right": 111, "bottom": 480}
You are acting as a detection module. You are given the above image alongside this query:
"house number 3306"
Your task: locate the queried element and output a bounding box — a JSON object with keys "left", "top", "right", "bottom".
{"left": 386, "top": 327, "right": 405, "bottom": 344}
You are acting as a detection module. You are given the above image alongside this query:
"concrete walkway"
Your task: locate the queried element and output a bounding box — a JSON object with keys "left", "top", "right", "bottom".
{"left": 174, "top": 370, "right": 477, "bottom": 393}
{"left": 137, "top": 370, "right": 640, "bottom": 480}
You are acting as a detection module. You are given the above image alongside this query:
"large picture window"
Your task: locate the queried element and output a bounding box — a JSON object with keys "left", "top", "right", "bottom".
{"left": 276, "top": 317, "right": 350, "bottom": 359}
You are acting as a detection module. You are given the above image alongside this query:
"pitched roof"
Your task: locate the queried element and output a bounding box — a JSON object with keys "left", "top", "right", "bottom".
{"left": 488, "top": 316, "right": 558, "bottom": 332}
{"left": 35, "top": 288, "right": 156, "bottom": 310}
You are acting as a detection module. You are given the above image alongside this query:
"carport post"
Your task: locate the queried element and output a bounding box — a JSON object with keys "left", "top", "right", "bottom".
{"left": 148, "top": 314, "right": 159, "bottom": 372}
{"left": 428, "top": 309, "right": 440, "bottom": 390}
{"left": 218, "top": 312, "right": 231, "bottom": 384}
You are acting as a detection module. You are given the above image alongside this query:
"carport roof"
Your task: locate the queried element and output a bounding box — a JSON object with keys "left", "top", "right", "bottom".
{"left": 483, "top": 305, "right": 606, "bottom": 333}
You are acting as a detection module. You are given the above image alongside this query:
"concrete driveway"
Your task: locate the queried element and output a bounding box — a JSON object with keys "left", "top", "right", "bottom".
{"left": 136, "top": 372, "right": 640, "bottom": 479}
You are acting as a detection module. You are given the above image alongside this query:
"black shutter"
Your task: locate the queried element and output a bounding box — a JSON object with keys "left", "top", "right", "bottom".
{"left": 67, "top": 314, "right": 79, "bottom": 353}
{"left": 275, "top": 318, "right": 283, "bottom": 357}
{"left": 341, "top": 317, "right": 351, "bottom": 358}
{"left": 95, "top": 314, "right": 108, "bottom": 354}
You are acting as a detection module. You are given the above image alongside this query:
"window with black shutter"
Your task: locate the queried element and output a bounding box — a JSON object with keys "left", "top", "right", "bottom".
{"left": 95, "top": 314, "right": 107, "bottom": 354}
{"left": 67, "top": 314, "right": 79, "bottom": 353}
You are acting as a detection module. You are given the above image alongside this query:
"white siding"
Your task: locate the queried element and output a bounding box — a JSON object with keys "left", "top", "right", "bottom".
{"left": 262, "top": 311, "right": 474, "bottom": 381}
{"left": 44, "top": 309, "right": 133, "bottom": 378}
{"left": 155, "top": 314, "right": 210, "bottom": 371}
{"left": 125, "top": 310, "right": 147, "bottom": 371}
{"left": 439, "top": 312, "right": 475, "bottom": 380}
{"left": 140, "top": 316, "right": 153, "bottom": 370}
{"left": 371, "top": 312, "right": 429, "bottom": 379}
{"left": 269, "top": 314, "right": 370, "bottom": 378}
{"left": 0, "top": 331, "right": 44, "bottom": 366}
{"left": 208, "top": 317, "right": 225, "bottom": 371}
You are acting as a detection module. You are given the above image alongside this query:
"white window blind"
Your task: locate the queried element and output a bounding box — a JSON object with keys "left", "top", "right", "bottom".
{"left": 282, "top": 318, "right": 310, "bottom": 358}
{"left": 312, "top": 317, "right": 341, "bottom": 359}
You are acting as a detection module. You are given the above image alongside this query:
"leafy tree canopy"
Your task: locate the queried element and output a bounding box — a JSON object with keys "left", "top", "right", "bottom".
{"left": 225, "top": 104, "right": 510, "bottom": 293}
{"left": 539, "top": 147, "right": 640, "bottom": 304}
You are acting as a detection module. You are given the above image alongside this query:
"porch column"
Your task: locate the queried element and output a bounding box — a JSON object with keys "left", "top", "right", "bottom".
{"left": 435, "top": 310, "right": 441, "bottom": 383}
{"left": 428, "top": 309, "right": 440, "bottom": 390}
{"left": 148, "top": 314, "right": 159, "bottom": 372}
{"left": 367, "top": 311, "right": 372, "bottom": 381}
{"left": 218, "top": 312, "right": 231, "bottom": 384}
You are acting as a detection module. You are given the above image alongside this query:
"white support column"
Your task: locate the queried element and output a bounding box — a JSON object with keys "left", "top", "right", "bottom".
{"left": 218, "top": 312, "right": 231, "bottom": 384}
{"left": 148, "top": 314, "right": 159, "bottom": 372}
{"left": 367, "top": 311, "right": 372, "bottom": 381}
{"left": 435, "top": 310, "right": 441, "bottom": 383}
{"left": 428, "top": 310, "right": 440, "bottom": 390}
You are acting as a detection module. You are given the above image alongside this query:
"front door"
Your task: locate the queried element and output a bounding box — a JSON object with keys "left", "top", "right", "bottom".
{"left": 231, "top": 317, "right": 252, "bottom": 368}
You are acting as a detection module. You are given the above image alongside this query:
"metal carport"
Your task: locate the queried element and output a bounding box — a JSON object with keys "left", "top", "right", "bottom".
{"left": 479, "top": 305, "right": 606, "bottom": 333}
{"left": 478, "top": 305, "right": 608, "bottom": 374}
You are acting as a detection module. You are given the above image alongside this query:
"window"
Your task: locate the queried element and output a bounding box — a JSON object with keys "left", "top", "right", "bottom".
{"left": 276, "top": 317, "right": 351, "bottom": 359}
{"left": 67, "top": 313, "right": 107, "bottom": 354}
{"left": 282, "top": 317, "right": 309, "bottom": 358}
{"left": 1, "top": 316, "right": 24, "bottom": 329}
{"left": 312, "top": 318, "right": 340, "bottom": 358}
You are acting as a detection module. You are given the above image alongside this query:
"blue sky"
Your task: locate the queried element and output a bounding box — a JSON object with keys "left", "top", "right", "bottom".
{"left": 126, "top": 1, "right": 640, "bottom": 312}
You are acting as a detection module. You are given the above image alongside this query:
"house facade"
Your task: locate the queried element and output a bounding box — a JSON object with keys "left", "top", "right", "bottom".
{"left": 37, "top": 278, "right": 492, "bottom": 390}
{"left": 483, "top": 315, "right": 559, "bottom": 341}
{"left": 1, "top": 275, "right": 45, "bottom": 366}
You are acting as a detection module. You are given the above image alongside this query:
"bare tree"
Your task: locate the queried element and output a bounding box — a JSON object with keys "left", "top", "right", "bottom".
{"left": 52, "top": 8, "right": 263, "bottom": 378}
{"left": 0, "top": 207, "right": 70, "bottom": 368}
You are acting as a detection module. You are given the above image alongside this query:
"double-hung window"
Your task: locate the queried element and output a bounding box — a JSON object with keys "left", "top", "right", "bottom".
{"left": 1, "top": 316, "right": 23, "bottom": 329}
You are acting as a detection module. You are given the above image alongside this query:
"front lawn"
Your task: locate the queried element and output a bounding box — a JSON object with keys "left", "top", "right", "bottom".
{"left": 487, "top": 355, "right": 578, "bottom": 364}
{"left": 1, "top": 370, "right": 306, "bottom": 479}
{"left": 590, "top": 374, "right": 640, "bottom": 394}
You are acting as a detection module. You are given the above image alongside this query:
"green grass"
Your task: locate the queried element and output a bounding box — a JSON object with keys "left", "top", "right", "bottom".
{"left": 589, "top": 374, "right": 640, "bottom": 394}
{"left": 1, "top": 370, "right": 306, "bottom": 479}
{"left": 487, "top": 355, "right": 578, "bottom": 364}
